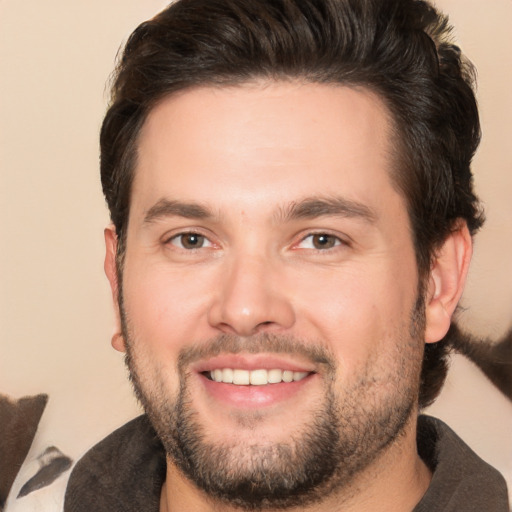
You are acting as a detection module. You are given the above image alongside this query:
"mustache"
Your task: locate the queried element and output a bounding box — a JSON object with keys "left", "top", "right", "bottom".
{"left": 177, "top": 333, "right": 336, "bottom": 373}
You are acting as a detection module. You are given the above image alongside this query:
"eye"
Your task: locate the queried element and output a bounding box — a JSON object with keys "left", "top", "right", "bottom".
{"left": 298, "top": 233, "right": 343, "bottom": 250}
{"left": 168, "top": 232, "right": 213, "bottom": 250}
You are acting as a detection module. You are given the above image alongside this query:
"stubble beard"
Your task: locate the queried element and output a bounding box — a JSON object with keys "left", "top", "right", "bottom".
{"left": 121, "top": 301, "right": 425, "bottom": 511}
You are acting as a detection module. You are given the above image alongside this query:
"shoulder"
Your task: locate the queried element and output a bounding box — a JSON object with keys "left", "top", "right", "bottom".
{"left": 63, "top": 415, "right": 166, "bottom": 512}
{"left": 415, "top": 415, "right": 510, "bottom": 512}
{"left": 3, "top": 407, "right": 165, "bottom": 512}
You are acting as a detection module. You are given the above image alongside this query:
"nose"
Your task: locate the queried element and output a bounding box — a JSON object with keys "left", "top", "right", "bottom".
{"left": 207, "top": 254, "right": 295, "bottom": 337}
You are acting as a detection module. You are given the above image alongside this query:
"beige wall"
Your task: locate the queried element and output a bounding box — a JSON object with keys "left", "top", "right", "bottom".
{"left": 1, "top": 0, "right": 511, "bottom": 489}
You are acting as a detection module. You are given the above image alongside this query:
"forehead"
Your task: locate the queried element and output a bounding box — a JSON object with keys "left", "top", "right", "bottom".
{"left": 131, "top": 81, "right": 400, "bottom": 219}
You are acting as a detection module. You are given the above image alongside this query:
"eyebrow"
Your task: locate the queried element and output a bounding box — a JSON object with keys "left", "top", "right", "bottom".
{"left": 278, "top": 196, "right": 378, "bottom": 223}
{"left": 143, "top": 199, "right": 214, "bottom": 224}
{"left": 143, "top": 195, "right": 377, "bottom": 225}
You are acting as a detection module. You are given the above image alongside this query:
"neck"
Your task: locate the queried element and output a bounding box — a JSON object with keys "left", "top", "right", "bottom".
{"left": 160, "top": 414, "right": 431, "bottom": 512}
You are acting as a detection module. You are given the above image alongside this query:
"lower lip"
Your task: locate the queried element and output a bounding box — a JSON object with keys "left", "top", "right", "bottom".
{"left": 200, "top": 374, "right": 314, "bottom": 408}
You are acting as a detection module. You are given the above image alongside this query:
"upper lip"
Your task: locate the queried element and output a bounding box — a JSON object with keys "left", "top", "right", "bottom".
{"left": 191, "top": 353, "right": 317, "bottom": 374}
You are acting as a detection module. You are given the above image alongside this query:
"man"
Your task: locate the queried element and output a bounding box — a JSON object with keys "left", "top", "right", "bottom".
{"left": 65, "top": 0, "right": 509, "bottom": 510}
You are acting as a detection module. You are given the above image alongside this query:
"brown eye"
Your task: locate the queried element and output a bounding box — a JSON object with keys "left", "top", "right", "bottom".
{"left": 170, "top": 233, "right": 210, "bottom": 249}
{"left": 311, "top": 234, "right": 339, "bottom": 249}
{"left": 296, "top": 233, "right": 342, "bottom": 250}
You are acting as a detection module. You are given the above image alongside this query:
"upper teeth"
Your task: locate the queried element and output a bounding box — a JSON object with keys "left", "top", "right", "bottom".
{"left": 209, "top": 368, "right": 309, "bottom": 385}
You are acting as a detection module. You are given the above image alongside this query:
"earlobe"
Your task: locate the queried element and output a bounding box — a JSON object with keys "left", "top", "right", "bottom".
{"left": 104, "top": 225, "right": 126, "bottom": 353}
{"left": 111, "top": 332, "right": 126, "bottom": 352}
{"left": 424, "top": 221, "right": 472, "bottom": 344}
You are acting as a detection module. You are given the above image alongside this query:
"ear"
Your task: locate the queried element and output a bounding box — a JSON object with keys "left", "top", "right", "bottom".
{"left": 104, "top": 225, "right": 126, "bottom": 352}
{"left": 424, "top": 221, "right": 473, "bottom": 344}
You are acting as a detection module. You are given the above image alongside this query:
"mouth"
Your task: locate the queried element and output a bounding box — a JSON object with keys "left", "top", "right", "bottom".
{"left": 205, "top": 368, "right": 311, "bottom": 385}
{"left": 192, "top": 354, "right": 318, "bottom": 409}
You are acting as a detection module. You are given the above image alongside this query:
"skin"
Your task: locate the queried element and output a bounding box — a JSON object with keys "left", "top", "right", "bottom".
{"left": 104, "top": 81, "right": 472, "bottom": 511}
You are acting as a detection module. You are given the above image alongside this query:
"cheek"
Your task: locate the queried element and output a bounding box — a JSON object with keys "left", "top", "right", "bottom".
{"left": 299, "top": 282, "right": 383, "bottom": 364}
{"left": 122, "top": 264, "right": 213, "bottom": 356}
{"left": 292, "top": 265, "right": 417, "bottom": 372}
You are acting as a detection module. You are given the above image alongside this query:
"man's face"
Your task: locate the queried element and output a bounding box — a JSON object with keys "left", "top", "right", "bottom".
{"left": 110, "top": 82, "right": 426, "bottom": 507}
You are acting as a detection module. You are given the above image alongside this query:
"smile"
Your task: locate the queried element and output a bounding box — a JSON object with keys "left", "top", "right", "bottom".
{"left": 209, "top": 368, "right": 310, "bottom": 385}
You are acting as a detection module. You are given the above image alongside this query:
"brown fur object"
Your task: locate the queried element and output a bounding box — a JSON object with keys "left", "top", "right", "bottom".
{"left": 0, "top": 393, "right": 48, "bottom": 510}
{"left": 450, "top": 323, "right": 512, "bottom": 401}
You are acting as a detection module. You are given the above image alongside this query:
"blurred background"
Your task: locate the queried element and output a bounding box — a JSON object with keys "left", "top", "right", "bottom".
{"left": 1, "top": 0, "right": 511, "bottom": 492}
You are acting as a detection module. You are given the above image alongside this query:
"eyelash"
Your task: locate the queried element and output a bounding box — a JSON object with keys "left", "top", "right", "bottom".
{"left": 165, "top": 231, "right": 214, "bottom": 250}
{"left": 164, "top": 230, "right": 348, "bottom": 253}
{"left": 295, "top": 232, "right": 348, "bottom": 252}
